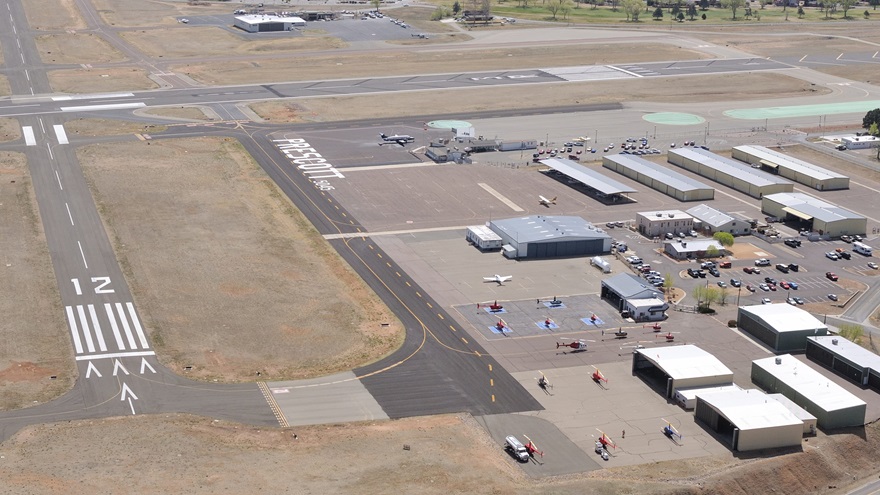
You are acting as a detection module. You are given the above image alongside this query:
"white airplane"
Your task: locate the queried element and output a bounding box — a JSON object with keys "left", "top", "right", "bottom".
{"left": 539, "top": 195, "right": 557, "bottom": 207}
{"left": 483, "top": 274, "right": 513, "bottom": 285}
{"left": 572, "top": 136, "right": 591, "bottom": 143}
{"left": 379, "top": 132, "right": 415, "bottom": 145}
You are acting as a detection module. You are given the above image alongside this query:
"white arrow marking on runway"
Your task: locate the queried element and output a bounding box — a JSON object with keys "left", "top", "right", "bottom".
{"left": 120, "top": 382, "right": 138, "bottom": 401}
{"left": 140, "top": 358, "right": 156, "bottom": 374}
{"left": 113, "top": 359, "right": 129, "bottom": 376}
{"left": 85, "top": 361, "right": 102, "bottom": 378}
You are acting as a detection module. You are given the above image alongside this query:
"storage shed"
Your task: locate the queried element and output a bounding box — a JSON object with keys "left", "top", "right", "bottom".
{"left": 806, "top": 335, "right": 880, "bottom": 392}
{"left": 603, "top": 154, "right": 715, "bottom": 202}
{"left": 731, "top": 145, "right": 849, "bottom": 191}
{"left": 694, "top": 388, "right": 804, "bottom": 451}
{"left": 488, "top": 215, "right": 611, "bottom": 259}
{"left": 751, "top": 355, "right": 867, "bottom": 429}
{"left": 632, "top": 345, "right": 734, "bottom": 399}
{"left": 466, "top": 225, "right": 503, "bottom": 251}
{"left": 762, "top": 192, "right": 866, "bottom": 238}
{"left": 668, "top": 147, "right": 794, "bottom": 199}
{"left": 737, "top": 304, "right": 828, "bottom": 353}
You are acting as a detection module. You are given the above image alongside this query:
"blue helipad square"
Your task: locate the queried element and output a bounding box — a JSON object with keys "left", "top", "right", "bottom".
{"left": 482, "top": 307, "right": 507, "bottom": 314}
{"left": 543, "top": 302, "right": 566, "bottom": 309}
{"left": 581, "top": 317, "right": 605, "bottom": 326}
{"left": 489, "top": 325, "right": 512, "bottom": 334}
{"left": 535, "top": 321, "right": 559, "bottom": 330}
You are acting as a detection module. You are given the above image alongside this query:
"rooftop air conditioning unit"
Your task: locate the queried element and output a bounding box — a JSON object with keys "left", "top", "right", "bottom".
{"left": 832, "top": 338, "right": 839, "bottom": 345}
{"left": 775, "top": 357, "right": 782, "bottom": 365}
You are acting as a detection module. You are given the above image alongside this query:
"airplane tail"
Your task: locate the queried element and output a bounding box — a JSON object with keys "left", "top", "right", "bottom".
{"left": 551, "top": 196, "right": 557, "bottom": 204}
{"left": 556, "top": 342, "right": 561, "bottom": 348}
{"left": 379, "top": 133, "right": 387, "bottom": 139}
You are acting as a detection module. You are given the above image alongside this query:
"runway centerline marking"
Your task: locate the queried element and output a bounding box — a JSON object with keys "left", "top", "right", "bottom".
{"left": 477, "top": 183, "right": 524, "bottom": 212}
{"left": 77, "top": 240, "right": 89, "bottom": 269}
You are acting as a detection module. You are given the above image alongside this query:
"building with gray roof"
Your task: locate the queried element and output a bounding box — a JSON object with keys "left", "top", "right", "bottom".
{"left": 732, "top": 145, "right": 849, "bottom": 191}
{"left": 540, "top": 158, "right": 637, "bottom": 201}
{"left": 762, "top": 192, "right": 866, "bottom": 237}
{"left": 600, "top": 273, "right": 662, "bottom": 312}
{"left": 806, "top": 335, "right": 880, "bottom": 393}
{"left": 686, "top": 204, "right": 751, "bottom": 236}
{"left": 603, "top": 154, "right": 714, "bottom": 201}
{"left": 668, "top": 148, "right": 794, "bottom": 199}
{"left": 488, "top": 215, "right": 611, "bottom": 259}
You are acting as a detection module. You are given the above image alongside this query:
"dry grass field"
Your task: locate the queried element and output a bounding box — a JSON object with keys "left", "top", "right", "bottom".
{"left": 140, "top": 106, "right": 214, "bottom": 121}
{"left": 77, "top": 137, "right": 402, "bottom": 382}
{"left": 21, "top": 0, "right": 85, "bottom": 31}
{"left": 0, "top": 151, "right": 74, "bottom": 411}
{"left": 0, "top": 118, "right": 21, "bottom": 142}
{"left": 46, "top": 66, "right": 157, "bottom": 93}
{"left": 91, "top": 0, "right": 231, "bottom": 27}
{"left": 63, "top": 118, "right": 166, "bottom": 137}
{"left": 35, "top": 33, "right": 127, "bottom": 65}
{"left": 0, "top": 75, "right": 10, "bottom": 97}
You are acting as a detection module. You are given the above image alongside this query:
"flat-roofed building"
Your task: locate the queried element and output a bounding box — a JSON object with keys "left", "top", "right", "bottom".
{"left": 488, "top": 215, "right": 611, "bottom": 259}
{"left": 806, "top": 335, "right": 880, "bottom": 392}
{"left": 234, "top": 14, "right": 307, "bottom": 32}
{"left": 694, "top": 388, "right": 804, "bottom": 451}
{"left": 603, "top": 154, "right": 714, "bottom": 202}
{"left": 737, "top": 304, "right": 828, "bottom": 353}
{"left": 686, "top": 204, "right": 751, "bottom": 236}
{"left": 636, "top": 210, "right": 693, "bottom": 238}
{"left": 768, "top": 393, "right": 818, "bottom": 435}
{"left": 674, "top": 383, "right": 743, "bottom": 410}
{"left": 762, "top": 192, "right": 866, "bottom": 237}
{"left": 664, "top": 239, "right": 726, "bottom": 260}
{"left": 842, "top": 135, "right": 880, "bottom": 150}
{"left": 632, "top": 344, "right": 734, "bottom": 398}
{"left": 601, "top": 273, "right": 663, "bottom": 312}
{"left": 669, "top": 148, "right": 794, "bottom": 199}
{"left": 752, "top": 354, "right": 867, "bottom": 429}
{"left": 732, "top": 145, "right": 849, "bottom": 191}
{"left": 540, "top": 158, "right": 637, "bottom": 202}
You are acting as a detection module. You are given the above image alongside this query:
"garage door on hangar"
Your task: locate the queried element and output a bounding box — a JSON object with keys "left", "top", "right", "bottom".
{"left": 526, "top": 239, "right": 603, "bottom": 258}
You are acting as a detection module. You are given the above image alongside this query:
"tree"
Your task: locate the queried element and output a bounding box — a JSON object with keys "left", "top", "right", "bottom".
{"left": 560, "top": 0, "right": 575, "bottom": 18}
{"left": 705, "top": 245, "right": 720, "bottom": 258}
{"left": 702, "top": 12, "right": 707, "bottom": 18}
{"left": 653, "top": 5, "right": 664, "bottom": 18}
{"left": 718, "top": 288, "right": 729, "bottom": 306}
{"left": 677, "top": 10, "right": 685, "bottom": 20}
{"left": 823, "top": 1, "right": 834, "bottom": 18}
{"left": 871, "top": 123, "right": 880, "bottom": 160}
{"left": 663, "top": 273, "right": 675, "bottom": 296}
{"left": 688, "top": 3, "right": 698, "bottom": 19}
{"left": 797, "top": 5, "right": 805, "bottom": 17}
{"left": 839, "top": 324, "right": 864, "bottom": 344}
{"left": 693, "top": 285, "right": 720, "bottom": 312}
{"left": 622, "top": 0, "right": 645, "bottom": 20}
{"left": 547, "top": 0, "right": 562, "bottom": 18}
{"left": 743, "top": 5, "right": 752, "bottom": 18}
{"left": 840, "top": 0, "right": 858, "bottom": 17}
{"left": 713, "top": 232, "right": 735, "bottom": 247}
{"left": 720, "top": 0, "right": 746, "bottom": 19}
{"left": 371, "top": 0, "right": 382, "bottom": 12}
{"left": 453, "top": 0, "right": 462, "bottom": 14}
{"left": 871, "top": 0, "right": 879, "bottom": 10}
{"left": 671, "top": 2, "right": 681, "bottom": 16}
{"left": 700, "top": 0, "right": 709, "bottom": 9}
{"left": 864, "top": 108, "right": 880, "bottom": 130}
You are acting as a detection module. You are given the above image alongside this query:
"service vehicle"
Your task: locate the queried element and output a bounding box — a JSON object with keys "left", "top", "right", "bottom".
{"left": 504, "top": 436, "right": 530, "bottom": 462}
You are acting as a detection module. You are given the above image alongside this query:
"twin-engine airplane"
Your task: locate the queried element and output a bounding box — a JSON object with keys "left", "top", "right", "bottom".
{"left": 379, "top": 132, "right": 415, "bottom": 146}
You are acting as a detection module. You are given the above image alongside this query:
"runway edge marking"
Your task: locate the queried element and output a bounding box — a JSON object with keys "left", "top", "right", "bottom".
{"left": 258, "top": 381, "right": 289, "bottom": 428}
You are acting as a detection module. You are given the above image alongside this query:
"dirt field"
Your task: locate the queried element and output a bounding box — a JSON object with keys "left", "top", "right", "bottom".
{"left": 63, "top": 118, "right": 166, "bottom": 137}
{"left": 139, "top": 106, "right": 214, "bottom": 121}
{"left": 35, "top": 34, "right": 127, "bottom": 65}
{"left": 46, "top": 67, "right": 157, "bottom": 94}
{"left": 815, "top": 64, "right": 880, "bottom": 85}
{"left": 119, "top": 27, "right": 347, "bottom": 60}
{"left": 91, "top": 0, "right": 232, "bottom": 28}
{"left": 0, "top": 412, "right": 878, "bottom": 495}
{"left": 176, "top": 42, "right": 705, "bottom": 86}
{"left": 251, "top": 72, "right": 826, "bottom": 123}
{"left": 0, "top": 75, "right": 10, "bottom": 97}
{"left": 0, "top": 118, "right": 21, "bottom": 142}
{"left": 21, "top": 0, "right": 85, "bottom": 31}
{"left": 76, "top": 137, "right": 402, "bottom": 381}
{"left": 0, "top": 151, "right": 74, "bottom": 411}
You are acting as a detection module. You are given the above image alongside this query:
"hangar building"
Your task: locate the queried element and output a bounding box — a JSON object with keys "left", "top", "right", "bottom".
{"left": 668, "top": 148, "right": 794, "bottom": 199}
{"left": 737, "top": 304, "right": 828, "bottom": 353}
{"left": 234, "top": 14, "right": 307, "bottom": 32}
{"left": 762, "top": 192, "right": 867, "bottom": 238}
{"left": 731, "top": 145, "right": 849, "bottom": 191}
{"left": 632, "top": 344, "right": 733, "bottom": 399}
{"left": 488, "top": 215, "right": 611, "bottom": 259}
{"left": 603, "top": 154, "right": 715, "bottom": 202}
{"left": 540, "top": 158, "right": 637, "bottom": 202}
{"left": 694, "top": 389, "right": 804, "bottom": 451}
{"left": 769, "top": 393, "right": 818, "bottom": 435}
{"left": 752, "top": 354, "right": 867, "bottom": 429}
{"left": 686, "top": 204, "right": 751, "bottom": 236}
{"left": 806, "top": 335, "right": 880, "bottom": 392}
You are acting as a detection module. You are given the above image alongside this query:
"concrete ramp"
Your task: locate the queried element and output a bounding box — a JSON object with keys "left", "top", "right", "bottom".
{"left": 267, "top": 372, "right": 388, "bottom": 426}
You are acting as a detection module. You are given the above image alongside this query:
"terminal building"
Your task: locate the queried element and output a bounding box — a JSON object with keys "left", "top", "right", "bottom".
{"left": 762, "top": 192, "right": 867, "bottom": 237}
{"left": 668, "top": 148, "right": 794, "bottom": 199}
{"left": 694, "top": 388, "right": 805, "bottom": 451}
{"left": 731, "top": 145, "right": 849, "bottom": 191}
{"left": 636, "top": 210, "right": 694, "bottom": 238}
{"left": 664, "top": 239, "right": 725, "bottom": 260}
{"left": 752, "top": 355, "right": 867, "bottom": 429}
{"left": 686, "top": 204, "right": 751, "bottom": 236}
{"left": 806, "top": 335, "right": 880, "bottom": 392}
{"left": 603, "top": 154, "right": 715, "bottom": 202}
{"left": 488, "top": 215, "right": 611, "bottom": 259}
{"left": 540, "top": 158, "right": 637, "bottom": 203}
{"left": 632, "top": 344, "right": 733, "bottom": 399}
{"left": 234, "top": 14, "right": 307, "bottom": 32}
{"left": 737, "top": 304, "right": 828, "bottom": 353}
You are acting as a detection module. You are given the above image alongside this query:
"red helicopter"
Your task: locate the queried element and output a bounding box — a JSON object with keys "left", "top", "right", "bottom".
{"left": 495, "top": 319, "right": 509, "bottom": 332}
{"left": 596, "top": 429, "right": 617, "bottom": 449}
{"left": 591, "top": 366, "right": 608, "bottom": 384}
{"left": 644, "top": 322, "right": 663, "bottom": 332}
{"left": 556, "top": 337, "right": 589, "bottom": 352}
{"left": 656, "top": 332, "right": 678, "bottom": 342}
{"left": 478, "top": 300, "right": 504, "bottom": 312}
{"left": 523, "top": 435, "right": 544, "bottom": 458}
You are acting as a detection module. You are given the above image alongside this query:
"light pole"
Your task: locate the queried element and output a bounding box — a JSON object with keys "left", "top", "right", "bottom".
{"left": 736, "top": 286, "right": 742, "bottom": 307}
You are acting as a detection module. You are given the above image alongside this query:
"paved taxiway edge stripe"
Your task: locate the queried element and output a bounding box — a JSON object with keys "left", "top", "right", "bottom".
{"left": 259, "top": 381, "right": 289, "bottom": 428}
{"left": 324, "top": 225, "right": 470, "bottom": 240}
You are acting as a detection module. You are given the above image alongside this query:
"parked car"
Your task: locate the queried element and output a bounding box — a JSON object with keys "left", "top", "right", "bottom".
{"left": 768, "top": 284, "right": 777, "bottom": 291}
{"left": 789, "top": 282, "right": 799, "bottom": 290}
{"left": 764, "top": 277, "right": 777, "bottom": 285}
{"left": 746, "top": 284, "right": 756, "bottom": 292}
{"left": 717, "top": 281, "right": 727, "bottom": 288}
{"left": 719, "top": 261, "right": 731, "bottom": 269}
{"left": 839, "top": 251, "right": 851, "bottom": 260}
{"left": 743, "top": 266, "right": 755, "bottom": 274}
{"left": 869, "top": 262, "right": 879, "bottom": 270}
{"left": 825, "top": 252, "right": 839, "bottom": 261}
{"left": 759, "top": 283, "right": 770, "bottom": 292}
{"left": 826, "top": 272, "right": 839, "bottom": 281}
{"left": 689, "top": 230, "right": 698, "bottom": 237}
{"left": 730, "top": 279, "right": 741, "bottom": 287}
{"left": 701, "top": 261, "right": 716, "bottom": 270}
{"left": 762, "top": 298, "right": 772, "bottom": 304}
{"left": 788, "top": 263, "right": 799, "bottom": 272}
{"left": 755, "top": 259, "right": 771, "bottom": 266}
{"left": 708, "top": 268, "right": 720, "bottom": 277}
{"left": 828, "top": 294, "right": 838, "bottom": 301}
{"left": 794, "top": 297, "right": 805, "bottom": 305}
{"left": 787, "top": 298, "right": 797, "bottom": 305}
{"left": 780, "top": 281, "right": 790, "bottom": 290}
{"left": 841, "top": 235, "right": 853, "bottom": 243}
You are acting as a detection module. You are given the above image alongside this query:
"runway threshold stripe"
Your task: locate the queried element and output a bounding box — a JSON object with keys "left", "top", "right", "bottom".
{"left": 127, "top": 302, "right": 150, "bottom": 349}
{"left": 104, "top": 303, "right": 126, "bottom": 351}
{"left": 477, "top": 183, "right": 524, "bottom": 212}
{"left": 116, "top": 302, "right": 138, "bottom": 349}
{"left": 87, "top": 304, "right": 108, "bottom": 352}
{"left": 22, "top": 126, "right": 35, "bottom": 146}
{"left": 53, "top": 124, "right": 69, "bottom": 144}
{"left": 76, "top": 305, "right": 95, "bottom": 353}
{"left": 65, "top": 306, "right": 84, "bottom": 354}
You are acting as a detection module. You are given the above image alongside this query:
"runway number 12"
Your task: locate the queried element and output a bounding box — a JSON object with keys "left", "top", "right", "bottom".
{"left": 70, "top": 276, "right": 115, "bottom": 296}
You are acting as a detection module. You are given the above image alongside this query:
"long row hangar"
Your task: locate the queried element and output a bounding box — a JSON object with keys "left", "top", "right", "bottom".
{"left": 737, "top": 304, "right": 828, "bottom": 353}
{"left": 762, "top": 192, "right": 867, "bottom": 237}
{"left": 806, "top": 335, "right": 880, "bottom": 392}
{"left": 752, "top": 355, "right": 866, "bottom": 429}
{"left": 731, "top": 145, "right": 849, "bottom": 191}
{"left": 668, "top": 147, "right": 794, "bottom": 199}
{"left": 488, "top": 215, "right": 612, "bottom": 259}
{"left": 603, "top": 154, "right": 714, "bottom": 202}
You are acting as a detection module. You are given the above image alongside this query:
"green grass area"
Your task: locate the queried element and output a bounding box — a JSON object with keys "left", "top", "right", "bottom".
{"left": 443, "top": 0, "right": 880, "bottom": 24}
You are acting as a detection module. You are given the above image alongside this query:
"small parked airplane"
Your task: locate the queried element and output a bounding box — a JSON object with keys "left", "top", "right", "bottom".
{"left": 379, "top": 132, "right": 415, "bottom": 145}
{"left": 538, "top": 195, "right": 557, "bottom": 207}
{"left": 483, "top": 274, "right": 512, "bottom": 285}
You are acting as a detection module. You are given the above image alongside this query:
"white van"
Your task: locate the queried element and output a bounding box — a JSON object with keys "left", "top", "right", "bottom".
{"left": 853, "top": 242, "right": 873, "bottom": 256}
{"left": 504, "top": 436, "right": 530, "bottom": 462}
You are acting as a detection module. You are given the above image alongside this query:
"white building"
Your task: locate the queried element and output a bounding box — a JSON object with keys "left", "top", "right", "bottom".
{"left": 664, "top": 239, "right": 725, "bottom": 260}
{"left": 636, "top": 210, "right": 694, "bottom": 238}
{"left": 694, "top": 388, "right": 804, "bottom": 451}
{"left": 632, "top": 344, "right": 733, "bottom": 398}
{"left": 234, "top": 14, "right": 306, "bottom": 32}
{"left": 737, "top": 304, "right": 828, "bottom": 353}
{"left": 842, "top": 135, "right": 880, "bottom": 150}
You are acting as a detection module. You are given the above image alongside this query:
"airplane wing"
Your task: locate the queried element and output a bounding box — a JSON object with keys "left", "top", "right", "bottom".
{"left": 483, "top": 277, "right": 497, "bottom": 282}
{"left": 498, "top": 276, "right": 512, "bottom": 282}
